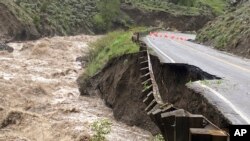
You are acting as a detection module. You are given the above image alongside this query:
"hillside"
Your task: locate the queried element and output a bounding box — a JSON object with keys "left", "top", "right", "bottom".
{"left": 0, "top": 0, "right": 97, "bottom": 41}
{"left": 197, "top": 1, "right": 250, "bottom": 58}
{"left": 124, "top": 0, "right": 227, "bottom": 15}
{"left": 0, "top": 0, "right": 228, "bottom": 42}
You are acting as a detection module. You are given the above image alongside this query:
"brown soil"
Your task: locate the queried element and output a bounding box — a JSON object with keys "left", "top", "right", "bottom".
{"left": 121, "top": 4, "right": 213, "bottom": 31}
{"left": 81, "top": 54, "right": 160, "bottom": 135}
{"left": 0, "top": 3, "right": 39, "bottom": 42}
{"left": 0, "top": 36, "right": 152, "bottom": 141}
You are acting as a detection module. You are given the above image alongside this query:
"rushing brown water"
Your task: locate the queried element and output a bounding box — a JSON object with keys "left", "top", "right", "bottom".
{"left": 0, "top": 35, "right": 152, "bottom": 141}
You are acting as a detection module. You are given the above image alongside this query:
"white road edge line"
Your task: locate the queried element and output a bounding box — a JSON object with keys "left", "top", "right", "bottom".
{"left": 146, "top": 37, "right": 175, "bottom": 63}
{"left": 146, "top": 36, "right": 250, "bottom": 124}
{"left": 197, "top": 81, "right": 250, "bottom": 124}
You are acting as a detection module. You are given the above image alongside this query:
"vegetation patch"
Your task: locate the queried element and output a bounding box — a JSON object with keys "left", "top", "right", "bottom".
{"left": 124, "top": 0, "right": 228, "bottom": 15}
{"left": 85, "top": 28, "right": 144, "bottom": 77}
{"left": 91, "top": 119, "right": 112, "bottom": 141}
{"left": 196, "top": 1, "right": 250, "bottom": 58}
{"left": 0, "top": 0, "right": 131, "bottom": 36}
{"left": 152, "top": 134, "right": 164, "bottom": 141}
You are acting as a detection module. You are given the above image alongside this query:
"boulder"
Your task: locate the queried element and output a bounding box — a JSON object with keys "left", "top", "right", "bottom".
{"left": 0, "top": 43, "right": 14, "bottom": 53}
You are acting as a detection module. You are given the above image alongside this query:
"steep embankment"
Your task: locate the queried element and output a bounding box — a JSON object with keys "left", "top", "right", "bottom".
{"left": 197, "top": 1, "right": 250, "bottom": 58}
{"left": 0, "top": 0, "right": 97, "bottom": 42}
{"left": 121, "top": 4, "right": 211, "bottom": 31}
{"left": 81, "top": 53, "right": 231, "bottom": 134}
{"left": 0, "top": 1, "right": 39, "bottom": 42}
{"left": 82, "top": 54, "right": 160, "bottom": 134}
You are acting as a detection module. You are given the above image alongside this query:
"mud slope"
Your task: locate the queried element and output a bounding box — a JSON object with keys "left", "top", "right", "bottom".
{"left": 82, "top": 53, "right": 231, "bottom": 134}
{"left": 81, "top": 53, "right": 160, "bottom": 134}
{"left": 0, "top": 36, "right": 152, "bottom": 141}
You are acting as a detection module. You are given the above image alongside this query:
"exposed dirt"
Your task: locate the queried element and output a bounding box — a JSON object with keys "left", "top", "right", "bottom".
{"left": 0, "top": 36, "right": 152, "bottom": 141}
{"left": 81, "top": 54, "right": 160, "bottom": 135}
{"left": 121, "top": 4, "right": 213, "bottom": 31}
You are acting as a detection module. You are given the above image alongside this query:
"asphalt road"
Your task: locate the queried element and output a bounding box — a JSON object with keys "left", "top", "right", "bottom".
{"left": 143, "top": 31, "right": 250, "bottom": 125}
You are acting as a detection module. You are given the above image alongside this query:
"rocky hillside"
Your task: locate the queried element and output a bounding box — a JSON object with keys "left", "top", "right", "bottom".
{"left": 0, "top": 0, "right": 228, "bottom": 42}
{"left": 197, "top": 1, "right": 250, "bottom": 58}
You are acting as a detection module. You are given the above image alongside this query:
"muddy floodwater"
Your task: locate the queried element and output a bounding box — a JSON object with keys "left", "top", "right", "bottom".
{"left": 0, "top": 35, "right": 152, "bottom": 141}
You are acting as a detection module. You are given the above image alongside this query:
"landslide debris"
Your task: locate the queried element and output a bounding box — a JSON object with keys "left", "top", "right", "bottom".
{"left": 197, "top": 1, "right": 250, "bottom": 58}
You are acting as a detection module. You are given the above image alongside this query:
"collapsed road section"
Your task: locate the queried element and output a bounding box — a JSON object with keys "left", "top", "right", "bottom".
{"left": 137, "top": 39, "right": 229, "bottom": 141}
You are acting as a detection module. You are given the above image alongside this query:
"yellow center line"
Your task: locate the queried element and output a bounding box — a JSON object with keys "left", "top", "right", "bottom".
{"left": 175, "top": 40, "right": 250, "bottom": 73}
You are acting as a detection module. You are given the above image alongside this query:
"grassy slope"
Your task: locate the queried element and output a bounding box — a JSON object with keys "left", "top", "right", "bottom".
{"left": 1, "top": 0, "right": 228, "bottom": 39}
{"left": 197, "top": 1, "right": 250, "bottom": 52}
{"left": 125, "top": 0, "right": 227, "bottom": 15}
{"left": 85, "top": 29, "right": 141, "bottom": 77}
{"left": 0, "top": 0, "right": 98, "bottom": 36}
{"left": 13, "top": 0, "right": 97, "bottom": 35}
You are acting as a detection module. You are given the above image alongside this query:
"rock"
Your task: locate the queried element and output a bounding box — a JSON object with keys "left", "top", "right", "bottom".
{"left": 0, "top": 111, "right": 23, "bottom": 129}
{"left": 76, "top": 132, "right": 91, "bottom": 141}
{"left": 76, "top": 56, "right": 88, "bottom": 67}
{"left": 0, "top": 43, "right": 14, "bottom": 53}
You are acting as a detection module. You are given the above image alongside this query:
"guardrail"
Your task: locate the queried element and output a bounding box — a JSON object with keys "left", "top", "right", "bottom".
{"left": 132, "top": 32, "right": 229, "bottom": 141}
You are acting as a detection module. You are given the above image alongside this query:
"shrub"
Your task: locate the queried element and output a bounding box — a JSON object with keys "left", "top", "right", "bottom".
{"left": 91, "top": 119, "right": 112, "bottom": 141}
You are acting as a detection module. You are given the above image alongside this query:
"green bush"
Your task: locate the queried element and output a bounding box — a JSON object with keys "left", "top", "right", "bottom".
{"left": 152, "top": 134, "right": 164, "bottom": 141}
{"left": 91, "top": 119, "right": 112, "bottom": 141}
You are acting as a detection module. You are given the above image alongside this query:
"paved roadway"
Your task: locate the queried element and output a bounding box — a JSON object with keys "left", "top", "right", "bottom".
{"left": 143, "top": 31, "right": 250, "bottom": 125}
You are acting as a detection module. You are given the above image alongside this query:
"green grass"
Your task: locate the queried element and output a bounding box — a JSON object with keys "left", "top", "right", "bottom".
{"left": 85, "top": 28, "right": 144, "bottom": 77}
{"left": 196, "top": 0, "right": 227, "bottom": 15}
{"left": 0, "top": 0, "right": 33, "bottom": 25}
{"left": 125, "top": 0, "right": 227, "bottom": 16}
{"left": 152, "top": 134, "right": 164, "bottom": 141}
{"left": 2, "top": 0, "right": 98, "bottom": 35}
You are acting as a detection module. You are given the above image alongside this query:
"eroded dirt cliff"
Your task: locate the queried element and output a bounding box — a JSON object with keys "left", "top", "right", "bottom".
{"left": 81, "top": 53, "right": 231, "bottom": 134}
